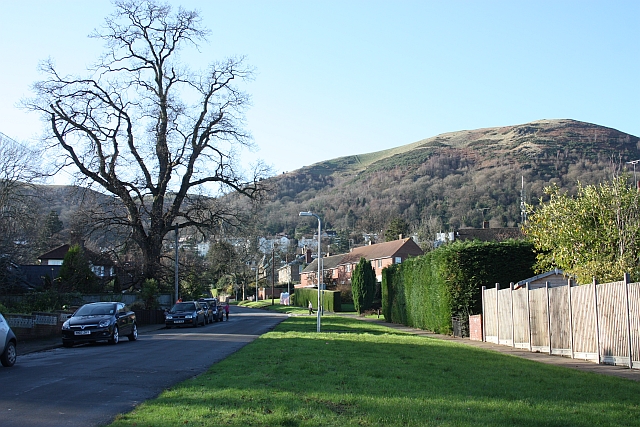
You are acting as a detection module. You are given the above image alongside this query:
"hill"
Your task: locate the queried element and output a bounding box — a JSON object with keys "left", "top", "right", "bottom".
{"left": 256, "top": 119, "right": 640, "bottom": 243}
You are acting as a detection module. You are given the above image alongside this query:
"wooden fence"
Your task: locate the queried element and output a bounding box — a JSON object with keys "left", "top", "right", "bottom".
{"left": 482, "top": 273, "right": 640, "bottom": 369}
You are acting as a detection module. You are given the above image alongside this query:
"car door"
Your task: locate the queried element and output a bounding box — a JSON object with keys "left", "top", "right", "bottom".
{"left": 116, "top": 303, "right": 131, "bottom": 335}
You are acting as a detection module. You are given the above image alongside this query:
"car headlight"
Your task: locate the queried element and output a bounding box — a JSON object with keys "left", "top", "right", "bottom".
{"left": 185, "top": 314, "right": 193, "bottom": 319}
{"left": 62, "top": 321, "right": 70, "bottom": 330}
{"left": 166, "top": 315, "right": 173, "bottom": 320}
{"left": 99, "top": 319, "right": 111, "bottom": 328}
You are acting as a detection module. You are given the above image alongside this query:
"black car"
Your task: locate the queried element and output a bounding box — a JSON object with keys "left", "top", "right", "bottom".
{"left": 61, "top": 302, "right": 138, "bottom": 347}
{"left": 165, "top": 301, "right": 206, "bottom": 328}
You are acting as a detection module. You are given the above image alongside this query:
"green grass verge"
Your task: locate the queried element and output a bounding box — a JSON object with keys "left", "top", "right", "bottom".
{"left": 237, "top": 300, "right": 309, "bottom": 315}
{"left": 108, "top": 316, "right": 640, "bottom": 427}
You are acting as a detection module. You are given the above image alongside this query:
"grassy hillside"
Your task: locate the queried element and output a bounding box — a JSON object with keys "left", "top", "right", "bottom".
{"left": 258, "top": 119, "right": 640, "bottom": 243}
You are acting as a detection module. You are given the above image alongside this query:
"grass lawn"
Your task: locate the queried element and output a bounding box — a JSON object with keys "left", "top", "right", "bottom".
{"left": 108, "top": 316, "right": 640, "bottom": 427}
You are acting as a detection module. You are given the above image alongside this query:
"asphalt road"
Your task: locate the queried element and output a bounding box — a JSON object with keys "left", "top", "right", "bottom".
{"left": 0, "top": 306, "right": 287, "bottom": 427}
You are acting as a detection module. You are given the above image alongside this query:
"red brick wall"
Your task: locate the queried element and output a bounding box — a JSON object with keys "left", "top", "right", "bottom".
{"left": 469, "top": 314, "right": 483, "bottom": 341}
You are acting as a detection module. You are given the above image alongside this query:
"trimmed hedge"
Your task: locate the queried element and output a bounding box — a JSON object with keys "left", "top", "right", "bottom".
{"left": 293, "top": 288, "right": 342, "bottom": 312}
{"left": 382, "top": 239, "right": 536, "bottom": 334}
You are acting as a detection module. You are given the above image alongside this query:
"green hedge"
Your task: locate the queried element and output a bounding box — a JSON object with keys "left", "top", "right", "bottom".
{"left": 382, "top": 240, "right": 536, "bottom": 334}
{"left": 293, "top": 288, "right": 342, "bottom": 312}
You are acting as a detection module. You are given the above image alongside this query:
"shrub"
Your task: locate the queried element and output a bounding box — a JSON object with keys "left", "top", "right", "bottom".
{"left": 383, "top": 240, "right": 536, "bottom": 334}
{"left": 351, "top": 257, "right": 375, "bottom": 314}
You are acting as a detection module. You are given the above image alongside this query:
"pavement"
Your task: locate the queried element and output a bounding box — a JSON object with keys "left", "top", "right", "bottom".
{"left": 15, "top": 314, "right": 640, "bottom": 382}
{"left": 16, "top": 323, "right": 166, "bottom": 356}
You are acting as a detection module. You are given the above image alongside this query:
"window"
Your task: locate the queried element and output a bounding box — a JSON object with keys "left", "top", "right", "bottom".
{"left": 346, "top": 264, "right": 351, "bottom": 273}
{"left": 377, "top": 259, "right": 382, "bottom": 267}
{"left": 395, "top": 257, "right": 402, "bottom": 264}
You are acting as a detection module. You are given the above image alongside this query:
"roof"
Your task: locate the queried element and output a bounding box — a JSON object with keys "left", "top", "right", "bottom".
{"left": 38, "top": 244, "right": 71, "bottom": 260}
{"left": 301, "top": 254, "right": 346, "bottom": 274}
{"left": 339, "top": 238, "right": 423, "bottom": 265}
{"left": 516, "top": 269, "right": 573, "bottom": 286}
{"left": 37, "top": 244, "right": 115, "bottom": 267}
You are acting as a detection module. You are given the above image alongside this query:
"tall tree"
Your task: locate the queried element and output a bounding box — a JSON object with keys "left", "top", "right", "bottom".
{"left": 525, "top": 176, "right": 640, "bottom": 283}
{"left": 26, "top": 1, "right": 265, "bottom": 283}
{"left": 384, "top": 217, "right": 410, "bottom": 242}
{"left": 351, "top": 257, "right": 375, "bottom": 314}
{"left": 57, "top": 244, "right": 99, "bottom": 293}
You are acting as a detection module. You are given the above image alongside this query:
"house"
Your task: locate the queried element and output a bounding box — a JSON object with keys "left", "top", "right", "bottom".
{"left": 299, "top": 254, "right": 346, "bottom": 288}
{"left": 38, "top": 244, "right": 116, "bottom": 279}
{"left": 337, "top": 238, "right": 424, "bottom": 283}
{"left": 299, "top": 238, "right": 424, "bottom": 287}
{"left": 277, "top": 260, "right": 304, "bottom": 285}
{"left": 514, "top": 269, "right": 573, "bottom": 290}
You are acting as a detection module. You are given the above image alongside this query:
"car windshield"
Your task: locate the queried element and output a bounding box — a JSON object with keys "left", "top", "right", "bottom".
{"left": 75, "top": 304, "right": 115, "bottom": 316}
{"left": 171, "top": 303, "right": 195, "bottom": 312}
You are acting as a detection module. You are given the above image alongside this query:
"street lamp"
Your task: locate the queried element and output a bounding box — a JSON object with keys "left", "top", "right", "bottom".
{"left": 299, "top": 211, "right": 322, "bottom": 332}
{"left": 626, "top": 159, "right": 640, "bottom": 188}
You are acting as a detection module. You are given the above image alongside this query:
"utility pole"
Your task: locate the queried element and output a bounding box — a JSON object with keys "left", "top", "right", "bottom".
{"left": 271, "top": 247, "right": 275, "bottom": 305}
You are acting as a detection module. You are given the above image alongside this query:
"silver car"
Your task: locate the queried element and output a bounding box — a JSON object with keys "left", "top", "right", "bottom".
{"left": 0, "top": 313, "right": 17, "bottom": 367}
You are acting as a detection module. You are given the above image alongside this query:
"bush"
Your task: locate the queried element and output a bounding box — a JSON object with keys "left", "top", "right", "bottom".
{"left": 352, "top": 258, "right": 375, "bottom": 314}
{"left": 383, "top": 240, "right": 536, "bottom": 334}
{"left": 293, "top": 288, "right": 342, "bottom": 312}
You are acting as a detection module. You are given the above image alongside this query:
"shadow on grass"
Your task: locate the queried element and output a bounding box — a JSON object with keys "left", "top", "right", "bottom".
{"left": 109, "top": 317, "right": 640, "bottom": 427}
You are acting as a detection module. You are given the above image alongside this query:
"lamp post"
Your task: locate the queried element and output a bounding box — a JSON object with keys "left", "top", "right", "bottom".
{"left": 299, "top": 211, "right": 322, "bottom": 332}
{"left": 626, "top": 159, "right": 640, "bottom": 188}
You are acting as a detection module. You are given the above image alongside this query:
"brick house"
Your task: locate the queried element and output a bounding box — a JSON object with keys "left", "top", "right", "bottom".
{"left": 299, "top": 238, "right": 424, "bottom": 287}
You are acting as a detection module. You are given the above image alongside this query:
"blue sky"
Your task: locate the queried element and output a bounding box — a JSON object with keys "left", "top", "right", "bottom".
{"left": 1, "top": 1, "right": 638, "bottom": 180}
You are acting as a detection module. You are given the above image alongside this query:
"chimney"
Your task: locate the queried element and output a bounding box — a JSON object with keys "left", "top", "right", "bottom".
{"left": 399, "top": 234, "right": 403, "bottom": 240}
{"left": 305, "top": 249, "right": 312, "bottom": 264}
{"left": 483, "top": 221, "right": 489, "bottom": 229}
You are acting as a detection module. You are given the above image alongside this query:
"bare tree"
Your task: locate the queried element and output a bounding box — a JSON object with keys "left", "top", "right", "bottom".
{"left": 25, "top": 1, "right": 265, "bottom": 281}
{"left": 0, "top": 132, "right": 45, "bottom": 262}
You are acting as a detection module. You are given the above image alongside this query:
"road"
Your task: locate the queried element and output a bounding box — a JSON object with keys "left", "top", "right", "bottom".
{"left": 0, "top": 306, "right": 287, "bottom": 427}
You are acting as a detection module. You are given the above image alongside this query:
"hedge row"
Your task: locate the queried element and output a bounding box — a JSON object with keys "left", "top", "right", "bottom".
{"left": 382, "top": 240, "right": 536, "bottom": 334}
{"left": 293, "top": 288, "right": 342, "bottom": 312}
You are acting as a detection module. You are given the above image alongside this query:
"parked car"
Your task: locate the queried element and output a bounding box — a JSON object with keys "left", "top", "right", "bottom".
{"left": 165, "top": 301, "right": 206, "bottom": 328}
{"left": 200, "top": 302, "right": 214, "bottom": 324}
{"left": 61, "top": 302, "right": 138, "bottom": 347}
{"left": 199, "top": 298, "right": 223, "bottom": 322}
{"left": 0, "top": 313, "right": 17, "bottom": 367}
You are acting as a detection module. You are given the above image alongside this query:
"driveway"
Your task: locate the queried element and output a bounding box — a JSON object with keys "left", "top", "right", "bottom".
{"left": 0, "top": 306, "right": 287, "bottom": 427}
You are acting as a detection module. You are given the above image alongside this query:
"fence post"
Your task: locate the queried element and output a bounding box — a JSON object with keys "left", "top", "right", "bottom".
{"left": 567, "top": 278, "right": 575, "bottom": 360}
{"left": 593, "top": 277, "right": 601, "bottom": 365}
{"left": 481, "top": 286, "right": 486, "bottom": 342}
{"left": 546, "top": 281, "right": 552, "bottom": 355}
{"left": 526, "top": 282, "right": 532, "bottom": 352}
{"left": 495, "top": 283, "right": 500, "bottom": 345}
{"left": 624, "top": 273, "right": 633, "bottom": 369}
{"left": 510, "top": 282, "right": 515, "bottom": 348}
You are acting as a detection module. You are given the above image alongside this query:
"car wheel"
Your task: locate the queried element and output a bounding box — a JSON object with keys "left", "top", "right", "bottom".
{"left": 128, "top": 323, "right": 138, "bottom": 341}
{"left": 109, "top": 326, "right": 120, "bottom": 345}
{"left": 193, "top": 318, "right": 198, "bottom": 328}
{"left": 62, "top": 341, "right": 74, "bottom": 348}
{"left": 1, "top": 341, "right": 16, "bottom": 367}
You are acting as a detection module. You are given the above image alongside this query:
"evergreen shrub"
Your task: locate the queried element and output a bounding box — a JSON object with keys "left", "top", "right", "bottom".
{"left": 382, "top": 240, "right": 536, "bottom": 334}
{"left": 293, "top": 288, "right": 341, "bottom": 312}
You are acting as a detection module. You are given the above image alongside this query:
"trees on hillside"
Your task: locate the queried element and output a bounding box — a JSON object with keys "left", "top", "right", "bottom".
{"left": 524, "top": 176, "right": 640, "bottom": 283}
{"left": 26, "top": 1, "right": 265, "bottom": 284}
{"left": 352, "top": 257, "right": 375, "bottom": 314}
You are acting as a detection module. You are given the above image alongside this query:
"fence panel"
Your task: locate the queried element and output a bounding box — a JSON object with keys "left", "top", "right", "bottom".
{"left": 549, "top": 286, "right": 571, "bottom": 356}
{"left": 597, "top": 281, "right": 629, "bottom": 366}
{"left": 529, "top": 287, "right": 549, "bottom": 352}
{"left": 512, "top": 287, "right": 530, "bottom": 349}
{"left": 571, "top": 284, "right": 598, "bottom": 362}
{"left": 497, "top": 287, "right": 513, "bottom": 346}
{"left": 629, "top": 283, "right": 640, "bottom": 369}
{"left": 483, "top": 287, "right": 498, "bottom": 344}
